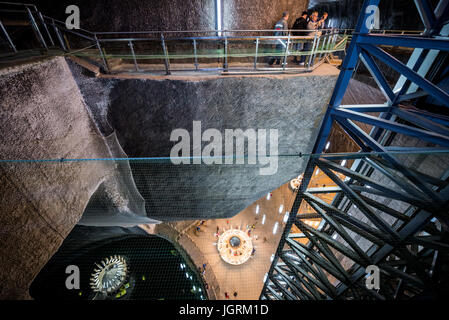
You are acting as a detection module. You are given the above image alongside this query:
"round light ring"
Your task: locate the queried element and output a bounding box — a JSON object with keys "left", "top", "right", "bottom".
{"left": 90, "top": 255, "right": 129, "bottom": 295}
{"left": 217, "top": 229, "right": 253, "bottom": 265}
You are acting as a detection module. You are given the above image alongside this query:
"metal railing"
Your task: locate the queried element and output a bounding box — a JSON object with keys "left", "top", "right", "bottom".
{"left": 0, "top": 1, "right": 423, "bottom": 76}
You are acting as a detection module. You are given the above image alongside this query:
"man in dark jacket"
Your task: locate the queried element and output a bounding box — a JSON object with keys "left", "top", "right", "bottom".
{"left": 268, "top": 11, "right": 289, "bottom": 66}
{"left": 299, "top": 11, "right": 323, "bottom": 65}
{"left": 292, "top": 11, "right": 308, "bottom": 63}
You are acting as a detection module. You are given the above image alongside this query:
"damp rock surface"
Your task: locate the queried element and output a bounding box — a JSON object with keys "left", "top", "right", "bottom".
{"left": 69, "top": 60, "right": 339, "bottom": 221}
{"left": 0, "top": 57, "right": 115, "bottom": 299}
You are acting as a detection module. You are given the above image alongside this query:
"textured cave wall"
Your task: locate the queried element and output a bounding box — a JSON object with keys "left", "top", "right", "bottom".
{"left": 32, "top": 0, "right": 308, "bottom": 33}
{"left": 32, "top": 0, "right": 215, "bottom": 32}
{"left": 0, "top": 57, "right": 120, "bottom": 299}
{"left": 223, "top": 0, "right": 309, "bottom": 30}
{"left": 309, "top": 0, "right": 424, "bottom": 30}
{"left": 68, "top": 60, "right": 339, "bottom": 221}
{"left": 110, "top": 74, "right": 338, "bottom": 221}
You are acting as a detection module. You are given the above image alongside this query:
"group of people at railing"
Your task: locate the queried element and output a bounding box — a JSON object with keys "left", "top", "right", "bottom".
{"left": 268, "top": 10, "right": 329, "bottom": 66}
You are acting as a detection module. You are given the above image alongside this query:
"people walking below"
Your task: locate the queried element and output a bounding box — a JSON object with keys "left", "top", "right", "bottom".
{"left": 268, "top": 11, "right": 289, "bottom": 66}
{"left": 298, "top": 11, "right": 323, "bottom": 66}
{"left": 292, "top": 11, "right": 308, "bottom": 63}
{"left": 233, "top": 291, "right": 238, "bottom": 299}
{"left": 225, "top": 292, "right": 230, "bottom": 299}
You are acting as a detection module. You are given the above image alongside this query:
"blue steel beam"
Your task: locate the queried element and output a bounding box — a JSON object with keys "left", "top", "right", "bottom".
{"left": 261, "top": 0, "right": 449, "bottom": 300}
{"left": 403, "top": 109, "right": 449, "bottom": 127}
{"left": 414, "top": 0, "right": 437, "bottom": 30}
{"left": 359, "top": 50, "right": 395, "bottom": 103}
{"left": 360, "top": 44, "right": 449, "bottom": 106}
{"left": 333, "top": 108, "right": 449, "bottom": 147}
{"left": 391, "top": 108, "right": 449, "bottom": 137}
{"left": 357, "top": 34, "right": 449, "bottom": 51}
{"left": 333, "top": 118, "right": 446, "bottom": 207}
{"left": 339, "top": 104, "right": 390, "bottom": 112}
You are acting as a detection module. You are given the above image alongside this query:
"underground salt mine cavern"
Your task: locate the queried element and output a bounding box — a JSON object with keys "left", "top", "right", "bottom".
{"left": 0, "top": 0, "right": 449, "bottom": 306}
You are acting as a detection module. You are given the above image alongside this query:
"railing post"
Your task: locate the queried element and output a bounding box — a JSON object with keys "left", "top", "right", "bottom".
{"left": 254, "top": 38, "right": 259, "bottom": 70}
{"left": 333, "top": 29, "right": 339, "bottom": 53}
{"left": 26, "top": 5, "right": 47, "bottom": 50}
{"left": 313, "top": 35, "right": 321, "bottom": 67}
{"left": 128, "top": 40, "right": 140, "bottom": 72}
{"left": 224, "top": 35, "right": 228, "bottom": 71}
{"left": 307, "top": 31, "right": 319, "bottom": 69}
{"left": 37, "top": 9, "right": 54, "bottom": 46}
{"left": 52, "top": 19, "right": 67, "bottom": 52}
{"left": 282, "top": 33, "right": 291, "bottom": 70}
{"left": 94, "top": 34, "right": 109, "bottom": 73}
{"left": 193, "top": 39, "right": 199, "bottom": 71}
{"left": 0, "top": 20, "right": 17, "bottom": 53}
{"left": 320, "top": 32, "right": 330, "bottom": 60}
{"left": 161, "top": 33, "right": 171, "bottom": 75}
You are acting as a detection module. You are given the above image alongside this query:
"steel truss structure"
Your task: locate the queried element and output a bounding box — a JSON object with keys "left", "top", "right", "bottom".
{"left": 261, "top": 0, "right": 449, "bottom": 300}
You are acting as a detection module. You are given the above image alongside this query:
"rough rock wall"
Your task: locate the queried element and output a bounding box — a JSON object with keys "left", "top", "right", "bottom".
{"left": 115, "top": 73, "right": 335, "bottom": 221}
{"left": 223, "top": 0, "right": 309, "bottom": 30}
{"left": 0, "top": 57, "right": 116, "bottom": 299}
{"left": 32, "top": 0, "right": 214, "bottom": 32}
{"left": 309, "top": 0, "right": 424, "bottom": 30}
{"left": 68, "top": 59, "right": 339, "bottom": 221}
{"left": 34, "top": 0, "right": 308, "bottom": 32}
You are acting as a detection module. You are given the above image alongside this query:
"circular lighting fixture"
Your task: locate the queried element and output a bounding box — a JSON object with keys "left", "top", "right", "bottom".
{"left": 229, "top": 236, "right": 241, "bottom": 248}
{"left": 217, "top": 229, "right": 253, "bottom": 265}
{"left": 90, "top": 255, "right": 129, "bottom": 295}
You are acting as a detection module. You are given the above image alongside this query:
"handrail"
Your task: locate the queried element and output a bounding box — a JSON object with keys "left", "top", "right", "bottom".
{"left": 0, "top": 1, "right": 424, "bottom": 76}
{"left": 92, "top": 29, "right": 423, "bottom": 36}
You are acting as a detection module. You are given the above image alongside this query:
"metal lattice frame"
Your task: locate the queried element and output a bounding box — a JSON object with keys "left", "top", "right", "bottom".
{"left": 261, "top": 0, "right": 449, "bottom": 300}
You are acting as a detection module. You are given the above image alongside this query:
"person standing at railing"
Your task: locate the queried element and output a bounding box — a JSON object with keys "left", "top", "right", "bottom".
{"left": 268, "top": 11, "right": 289, "bottom": 66}
{"left": 292, "top": 11, "right": 309, "bottom": 64}
{"left": 298, "top": 11, "right": 323, "bottom": 66}
{"left": 319, "top": 12, "right": 329, "bottom": 34}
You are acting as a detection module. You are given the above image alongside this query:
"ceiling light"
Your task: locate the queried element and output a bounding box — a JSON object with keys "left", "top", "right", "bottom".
{"left": 279, "top": 204, "right": 284, "bottom": 214}
{"left": 273, "top": 222, "right": 279, "bottom": 234}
